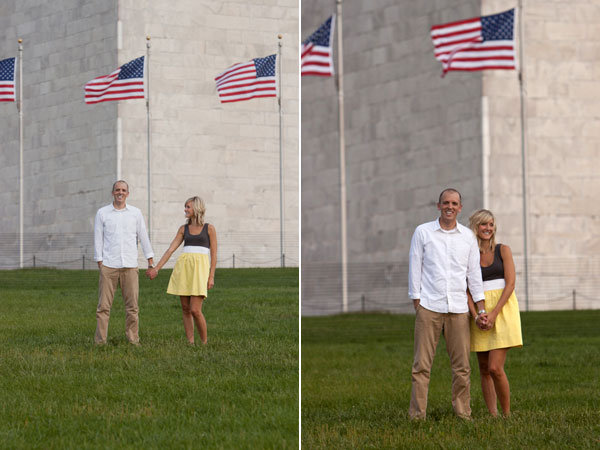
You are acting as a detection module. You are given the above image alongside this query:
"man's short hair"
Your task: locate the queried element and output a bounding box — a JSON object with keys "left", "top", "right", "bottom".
{"left": 438, "top": 188, "right": 462, "bottom": 205}
{"left": 112, "top": 180, "right": 129, "bottom": 192}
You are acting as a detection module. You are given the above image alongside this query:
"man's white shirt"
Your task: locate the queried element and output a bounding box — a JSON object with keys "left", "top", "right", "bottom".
{"left": 408, "top": 219, "right": 484, "bottom": 313}
{"left": 94, "top": 203, "right": 154, "bottom": 268}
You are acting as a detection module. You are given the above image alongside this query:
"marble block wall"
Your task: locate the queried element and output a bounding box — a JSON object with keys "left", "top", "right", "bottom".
{"left": 301, "top": 0, "right": 600, "bottom": 314}
{"left": 0, "top": 0, "right": 299, "bottom": 269}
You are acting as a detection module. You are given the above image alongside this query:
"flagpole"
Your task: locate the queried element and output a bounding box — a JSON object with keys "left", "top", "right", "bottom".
{"left": 277, "top": 35, "right": 285, "bottom": 268}
{"left": 146, "top": 36, "right": 152, "bottom": 239}
{"left": 336, "top": 0, "right": 348, "bottom": 313}
{"left": 18, "top": 39, "right": 23, "bottom": 269}
{"left": 517, "top": 3, "right": 530, "bottom": 311}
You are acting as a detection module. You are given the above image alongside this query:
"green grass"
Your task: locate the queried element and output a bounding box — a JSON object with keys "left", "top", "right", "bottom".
{"left": 0, "top": 268, "right": 298, "bottom": 449}
{"left": 302, "top": 310, "right": 600, "bottom": 449}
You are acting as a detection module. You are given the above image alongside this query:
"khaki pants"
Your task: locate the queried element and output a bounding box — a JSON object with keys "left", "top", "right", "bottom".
{"left": 95, "top": 266, "right": 139, "bottom": 344}
{"left": 409, "top": 306, "right": 471, "bottom": 419}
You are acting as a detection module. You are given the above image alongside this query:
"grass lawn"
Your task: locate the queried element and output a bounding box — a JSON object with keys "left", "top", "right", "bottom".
{"left": 302, "top": 310, "right": 600, "bottom": 449}
{"left": 0, "top": 268, "right": 298, "bottom": 449}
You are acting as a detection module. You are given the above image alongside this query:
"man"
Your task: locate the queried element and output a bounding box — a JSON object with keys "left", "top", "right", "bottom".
{"left": 94, "top": 180, "right": 154, "bottom": 345}
{"left": 408, "top": 188, "right": 486, "bottom": 420}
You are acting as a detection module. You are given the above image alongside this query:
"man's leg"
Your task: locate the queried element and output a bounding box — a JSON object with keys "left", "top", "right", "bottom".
{"left": 121, "top": 268, "right": 140, "bottom": 344}
{"left": 409, "top": 306, "right": 444, "bottom": 419}
{"left": 444, "top": 312, "right": 472, "bottom": 418}
{"left": 95, "top": 266, "right": 118, "bottom": 344}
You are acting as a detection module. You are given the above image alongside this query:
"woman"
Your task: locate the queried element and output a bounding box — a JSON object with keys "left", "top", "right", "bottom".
{"left": 468, "top": 209, "right": 522, "bottom": 417}
{"left": 147, "top": 196, "right": 217, "bottom": 344}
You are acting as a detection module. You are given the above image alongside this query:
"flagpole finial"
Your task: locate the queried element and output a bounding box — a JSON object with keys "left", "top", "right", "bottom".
{"left": 278, "top": 34, "right": 283, "bottom": 39}
{"left": 18, "top": 38, "right": 23, "bottom": 43}
{"left": 146, "top": 36, "right": 151, "bottom": 41}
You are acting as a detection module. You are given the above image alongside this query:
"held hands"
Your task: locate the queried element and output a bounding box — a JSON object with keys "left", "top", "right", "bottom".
{"left": 146, "top": 267, "right": 158, "bottom": 280}
{"left": 476, "top": 311, "right": 497, "bottom": 331}
{"left": 475, "top": 312, "right": 489, "bottom": 330}
{"left": 485, "top": 311, "right": 497, "bottom": 330}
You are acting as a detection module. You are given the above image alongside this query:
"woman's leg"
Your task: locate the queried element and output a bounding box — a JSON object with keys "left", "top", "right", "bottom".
{"left": 180, "top": 296, "right": 194, "bottom": 344}
{"left": 488, "top": 348, "right": 511, "bottom": 416}
{"left": 190, "top": 296, "right": 207, "bottom": 344}
{"left": 477, "top": 351, "right": 498, "bottom": 416}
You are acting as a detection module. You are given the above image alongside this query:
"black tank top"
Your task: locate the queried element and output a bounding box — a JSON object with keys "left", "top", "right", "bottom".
{"left": 184, "top": 223, "right": 210, "bottom": 248}
{"left": 481, "top": 244, "right": 504, "bottom": 281}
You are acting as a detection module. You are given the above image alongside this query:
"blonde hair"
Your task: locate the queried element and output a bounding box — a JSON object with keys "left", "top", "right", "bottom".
{"left": 469, "top": 209, "right": 496, "bottom": 253}
{"left": 186, "top": 196, "right": 206, "bottom": 226}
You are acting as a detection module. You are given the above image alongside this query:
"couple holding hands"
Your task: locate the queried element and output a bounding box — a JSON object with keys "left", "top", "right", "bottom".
{"left": 94, "top": 180, "right": 217, "bottom": 346}
{"left": 409, "top": 188, "right": 522, "bottom": 420}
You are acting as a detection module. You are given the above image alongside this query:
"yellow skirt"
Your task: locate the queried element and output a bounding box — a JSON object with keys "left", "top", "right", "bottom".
{"left": 470, "top": 287, "right": 523, "bottom": 352}
{"left": 166, "top": 252, "right": 210, "bottom": 297}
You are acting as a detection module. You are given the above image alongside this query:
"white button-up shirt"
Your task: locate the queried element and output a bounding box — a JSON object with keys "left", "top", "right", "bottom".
{"left": 94, "top": 203, "right": 154, "bottom": 268}
{"left": 408, "top": 218, "right": 484, "bottom": 313}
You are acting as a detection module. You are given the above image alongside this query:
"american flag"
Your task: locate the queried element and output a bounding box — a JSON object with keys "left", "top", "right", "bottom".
{"left": 85, "top": 56, "right": 145, "bottom": 104}
{"left": 215, "top": 54, "right": 277, "bottom": 103}
{"left": 0, "top": 57, "right": 16, "bottom": 102}
{"left": 301, "top": 15, "right": 335, "bottom": 77}
{"left": 431, "top": 8, "right": 516, "bottom": 76}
